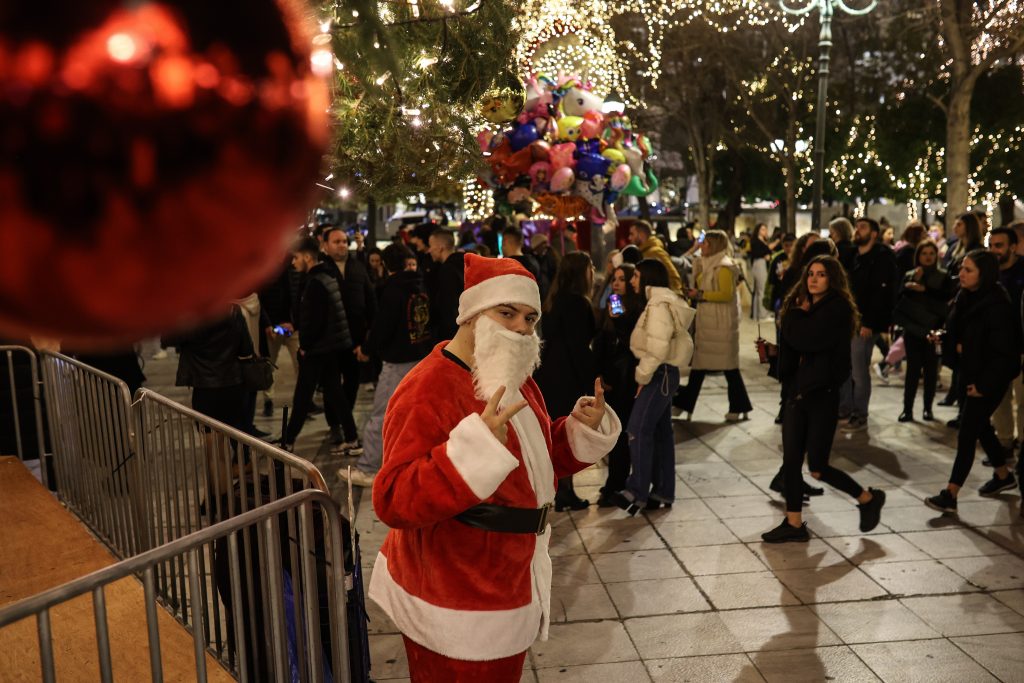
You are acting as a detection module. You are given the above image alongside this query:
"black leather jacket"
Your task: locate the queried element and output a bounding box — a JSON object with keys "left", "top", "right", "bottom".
{"left": 167, "top": 308, "right": 253, "bottom": 389}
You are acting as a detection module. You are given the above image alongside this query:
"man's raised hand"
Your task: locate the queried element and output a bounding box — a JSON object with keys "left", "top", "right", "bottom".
{"left": 480, "top": 386, "right": 529, "bottom": 445}
{"left": 572, "top": 377, "right": 607, "bottom": 430}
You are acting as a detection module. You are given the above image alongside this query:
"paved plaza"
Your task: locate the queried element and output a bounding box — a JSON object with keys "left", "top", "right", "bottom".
{"left": 146, "top": 317, "right": 1024, "bottom": 682}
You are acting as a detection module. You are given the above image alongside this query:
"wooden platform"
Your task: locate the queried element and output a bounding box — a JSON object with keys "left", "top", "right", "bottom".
{"left": 0, "top": 456, "right": 234, "bottom": 682}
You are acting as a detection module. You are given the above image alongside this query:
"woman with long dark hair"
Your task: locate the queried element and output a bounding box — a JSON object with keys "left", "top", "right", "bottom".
{"left": 762, "top": 255, "right": 885, "bottom": 542}
{"left": 749, "top": 222, "right": 777, "bottom": 320}
{"left": 893, "top": 240, "right": 952, "bottom": 422}
{"left": 594, "top": 263, "right": 644, "bottom": 506}
{"left": 926, "top": 250, "right": 1020, "bottom": 512}
{"left": 534, "top": 251, "right": 597, "bottom": 511}
{"left": 612, "top": 259, "right": 695, "bottom": 514}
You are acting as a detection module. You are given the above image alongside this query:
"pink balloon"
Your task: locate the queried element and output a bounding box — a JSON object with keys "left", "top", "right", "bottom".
{"left": 611, "top": 163, "right": 632, "bottom": 191}
{"left": 549, "top": 142, "right": 577, "bottom": 172}
{"left": 551, "top": 167, "right": 575, "bottom": 192}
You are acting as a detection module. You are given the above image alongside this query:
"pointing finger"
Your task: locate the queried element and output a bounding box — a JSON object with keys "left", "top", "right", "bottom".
{"left": 594, "top": 377, "right": 606, "bottom": 409}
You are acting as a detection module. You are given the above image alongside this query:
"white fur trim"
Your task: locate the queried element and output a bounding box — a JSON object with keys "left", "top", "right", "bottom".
{"left": 445, "top": 413, "right": 520, "bottom": 500}
{"left": 368, "top": 553, "right": 543, "bottom": 660}
{"left": 565, "top": 401, "right": 621, "bottom": 464}
{"left": 456, "top": 273, "right": 542, "bottom": 325}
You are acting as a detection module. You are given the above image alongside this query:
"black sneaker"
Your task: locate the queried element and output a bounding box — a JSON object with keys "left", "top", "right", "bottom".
{"left": 946, "top": 417, "right": 961, "bottom": 429}
{"left": 769, "top": 470, "right": 784, "bottom": 493}
{"left": 761, "top": 519, "right": 810, "bottom": 543}
{"left": 979, "top": 472, "right": 1017, "bottom": 496}
{"left": 858, "top": 488, "right": 886, "bottom": 532}
{"left": 925, "top": 489, "right": 958, "bottom": 513}
{"left": 803, "top": 481, "right": 824, "bottom": 497}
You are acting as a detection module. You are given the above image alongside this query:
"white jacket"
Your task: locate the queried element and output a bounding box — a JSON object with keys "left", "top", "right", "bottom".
{"left": 630, "top": 287, "right": 696, "bottom": 385}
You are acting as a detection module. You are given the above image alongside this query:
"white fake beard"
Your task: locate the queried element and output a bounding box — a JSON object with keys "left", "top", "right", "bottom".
{"left": 472, "top": 314, "right": 542, "bottom": 408}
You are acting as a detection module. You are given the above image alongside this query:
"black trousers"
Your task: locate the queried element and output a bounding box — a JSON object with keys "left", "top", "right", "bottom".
{"left": 782, "top": 387, "right": 864, "bottom": 513}
{"left": 338, "top": 348, "right": 361, "bottom": 416}
{"left": 903, "top": 334, "right": 938, "bottom": 412}
{"left": 286, "top": 352, "right": 356, "bottom": 444}
{"left": 950, "top": 390, "right": 1007, "bottom": 486}
{"left": 677, "top": 369, "right": 753, "bottom": 414}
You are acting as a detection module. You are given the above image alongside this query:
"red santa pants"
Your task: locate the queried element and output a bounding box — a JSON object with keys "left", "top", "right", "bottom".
{"left": 403, "top": 636, "right": 527, "bottom": 682}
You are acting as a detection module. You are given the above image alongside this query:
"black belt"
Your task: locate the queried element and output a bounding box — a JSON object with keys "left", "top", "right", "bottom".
{"left": 455, "top": 503, "right": 552, "bottom": 536}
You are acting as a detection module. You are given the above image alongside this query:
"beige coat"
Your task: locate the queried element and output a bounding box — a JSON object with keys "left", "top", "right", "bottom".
{"left": 630, "top": 287, "right": 696, "bottom": 385}
{"left": 691, "top": 252, "right": 741, "bottom": 370}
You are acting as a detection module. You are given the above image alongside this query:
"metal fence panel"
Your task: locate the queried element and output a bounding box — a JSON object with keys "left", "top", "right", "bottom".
{"left": 0, "top": 490, "right": 351, "bottom": 683}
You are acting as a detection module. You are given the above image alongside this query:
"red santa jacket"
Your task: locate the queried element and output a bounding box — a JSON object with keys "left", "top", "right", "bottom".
{"left": 368, "top": 343, "right": 620, "bottom": 661}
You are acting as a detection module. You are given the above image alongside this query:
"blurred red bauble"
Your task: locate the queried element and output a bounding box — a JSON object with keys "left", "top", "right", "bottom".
{"left": 0, "top": 0, "right": 328, "bottom": 347}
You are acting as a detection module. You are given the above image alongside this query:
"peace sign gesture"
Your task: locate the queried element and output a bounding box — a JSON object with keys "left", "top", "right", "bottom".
{"left": 480, "top": 386, "right": 530, "bottom": 446}
{"left": 572, "top": 378, "right": 607, "bottom": 431}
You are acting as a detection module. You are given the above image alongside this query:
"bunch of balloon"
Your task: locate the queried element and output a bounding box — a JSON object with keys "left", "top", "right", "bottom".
{"left": 477, "top": 72, "right": 659, "bottom": 225}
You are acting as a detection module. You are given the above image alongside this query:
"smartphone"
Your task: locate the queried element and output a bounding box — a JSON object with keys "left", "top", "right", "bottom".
{"left": 697, "top": 231, "right": 706, "bottom": 244}
{"left": 609, "top": 294, "right": 624, "bottom": 316}
{"left": 272, "top": 325, "right": 292, "bottom": 337}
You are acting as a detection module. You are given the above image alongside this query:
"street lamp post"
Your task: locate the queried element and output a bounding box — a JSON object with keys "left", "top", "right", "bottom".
{"left": 779, "top": 0, "right": 876, "bottom": 232}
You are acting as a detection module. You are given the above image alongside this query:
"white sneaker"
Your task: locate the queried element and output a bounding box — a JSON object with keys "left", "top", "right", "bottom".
{"left": 873, "top": 362, "right": 889, "bottom": 384}
{"left": 331, "top": 440, "right": 363, "bottom": 457}
{"left": 338, "top": 467, "right": 375, "bottom": 488}
{"left": 151, "top": 349, "right": 168, "bottom": 360}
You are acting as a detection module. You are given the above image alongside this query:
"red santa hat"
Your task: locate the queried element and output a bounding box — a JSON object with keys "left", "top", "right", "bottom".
{"left": 456, "top": 253, "right": 542, "bottom": 325}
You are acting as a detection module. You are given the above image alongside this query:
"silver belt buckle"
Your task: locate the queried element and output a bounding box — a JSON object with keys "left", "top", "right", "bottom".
{"left": 536, "top": 503, "right": 552, "bottom": 535}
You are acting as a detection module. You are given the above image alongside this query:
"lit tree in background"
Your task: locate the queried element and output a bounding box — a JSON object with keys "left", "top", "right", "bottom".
{"left": 322, "top": 0, "right": 520, "bottom": 240}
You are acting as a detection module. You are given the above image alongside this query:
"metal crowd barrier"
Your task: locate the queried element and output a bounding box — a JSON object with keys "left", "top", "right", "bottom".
{"left": 0, "top": 345, "right": 49, "bottom": 489}
{"left": 0, "top": 489, "right": 351, "bottom": 683}
{"left": 39, "top": 352, "right": 139, "bottom": 557}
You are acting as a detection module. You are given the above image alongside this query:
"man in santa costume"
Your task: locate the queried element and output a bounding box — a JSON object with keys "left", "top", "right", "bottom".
{"left": 369, "top": 252, "right": 621, "bottom": 682}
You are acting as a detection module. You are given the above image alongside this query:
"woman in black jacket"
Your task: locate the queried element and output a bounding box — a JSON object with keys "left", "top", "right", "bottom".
{"left": 534, "top": 251, "right": 597, "bottom": 511}
{"left": 762, "top": 256, "right": 885, "bottom": 543}
{"left": 938, "top": 213, "right": 986, "bottom": 410}
{"left": 593, "top": 263, "right": 643, "bottom": 507}
{"left": 893, "top": 240, "right": 952, "bottom": 422}
{"left": 926, "top": 250, "right": 1020, "bottom": 512}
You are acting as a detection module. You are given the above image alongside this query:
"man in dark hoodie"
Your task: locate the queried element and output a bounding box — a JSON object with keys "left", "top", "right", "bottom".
{"left": 839, "top": 217, "right": 899, "bottom": 431}
{"left": 341, "top": 244, "right": 433, "bottom": 487}
{"left": 282, "top": 237, "right": 360, "bottom": 455}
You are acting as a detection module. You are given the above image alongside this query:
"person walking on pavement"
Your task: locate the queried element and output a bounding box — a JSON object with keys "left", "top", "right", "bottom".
{"left": 762, "top": 255, "right": 886, "bottom": 543}
{"left": 281, "top": 238, "right": 361, "bottom": 456}
{"left": 340, "top": 244, "right": 434, "bottom": 488}
{"left": 676, "top": 230, "right": 754, "bottom": 422}
{"left": 839, "top": 217, "right": 899, "bottom": 431}
{"left": 427, "top": 228, "right": 464, "bottom": 341}
{"left": 749, "top": 223, "right": 777, "bottom": 321}
{"left": 988, "top": 228, "right": 1024, "bottom": 450}
{"left": 258, "top": 259, "right": 301, "bottom": 417}
{"left": 925, "top": 250, "right": 1021, "bottom": 513}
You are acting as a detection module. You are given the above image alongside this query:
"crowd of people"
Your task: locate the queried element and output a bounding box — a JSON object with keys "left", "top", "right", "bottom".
{"left": 158, "top": 207, "right": 1024, "bottom": 543}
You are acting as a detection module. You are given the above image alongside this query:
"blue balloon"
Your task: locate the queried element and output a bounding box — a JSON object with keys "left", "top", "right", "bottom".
{"left": 575, "top": 153, "right": 610, "bottom": 180}
{"left": 510, "top": 123, "right": 539, "bottom": 152}
{"left": 575, "top": 139, "right": 602, "bottom": 156}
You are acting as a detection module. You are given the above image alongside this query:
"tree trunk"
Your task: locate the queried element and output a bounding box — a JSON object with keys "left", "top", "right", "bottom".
{"left": 945, "top": 84, "right": 972, "bottom": 226}
{"left": 778, "top": 198, "right": 788, "bottom": 234}
{"left": 694, "top": 151, "right": 714, "bottom": 234}
{"left": 999, "top": 193, "right": 1016, "bottom": 227}
{"left": 366, "top": 195, "right": 379, "bottom": 245}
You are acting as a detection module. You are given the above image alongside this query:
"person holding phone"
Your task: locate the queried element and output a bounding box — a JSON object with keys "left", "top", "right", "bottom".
{"left": 594, "top": 263, "right": 644, "bottom": 507}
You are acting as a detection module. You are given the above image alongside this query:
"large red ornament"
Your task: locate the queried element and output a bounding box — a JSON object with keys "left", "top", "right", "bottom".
{"left": 0, "top": 0, "right": 328, "bottom": 347}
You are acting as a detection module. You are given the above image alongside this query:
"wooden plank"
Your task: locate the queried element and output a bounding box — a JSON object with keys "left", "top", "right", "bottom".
{"left": 0, "top": 457, "right": 234, "bottom": 681}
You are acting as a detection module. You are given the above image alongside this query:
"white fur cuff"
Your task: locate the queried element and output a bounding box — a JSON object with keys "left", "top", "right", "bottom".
{"left": 566, "top": 401, "right": 621, "bottom": 464}
{"left": 445, "top": 412, "right": 520, "bottom": 499}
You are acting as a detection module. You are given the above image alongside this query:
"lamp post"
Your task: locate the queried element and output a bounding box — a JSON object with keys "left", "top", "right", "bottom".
{"left": 779, "top": 0, "right": 876, "bottom": 232}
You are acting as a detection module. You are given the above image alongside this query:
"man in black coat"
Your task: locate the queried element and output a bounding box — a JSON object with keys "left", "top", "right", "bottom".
{"left": 839, "top": 217, "right": 898, "bottom": 431}
{"left": 502, "top": 226, "right": 548, "bottom": 301}
{"left": 341, "top": 244, "right": 434, "bottom": 488}
{"left": 988, "top": 227, "right": 1024, "bottom": 447}
{"left": 427, "top": 228, "right": 465, "bottom": 341}
{"left": 322, "top": 227, "right": 377, "bottom": 423}
{"left": 257, "top": 259, "right": 300, "bottom": 416}
{"left": 282, "top": 237, "right": 359, "bottom": 454}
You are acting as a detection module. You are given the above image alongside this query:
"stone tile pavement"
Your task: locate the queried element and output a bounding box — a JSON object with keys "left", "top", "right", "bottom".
{"left": 141, "top": 315, "right": 1024, "bottom": 682}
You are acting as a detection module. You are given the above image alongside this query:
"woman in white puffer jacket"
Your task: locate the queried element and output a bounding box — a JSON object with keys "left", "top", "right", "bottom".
{"left": 612, "top": 259, "right": 695, "bottom": 515}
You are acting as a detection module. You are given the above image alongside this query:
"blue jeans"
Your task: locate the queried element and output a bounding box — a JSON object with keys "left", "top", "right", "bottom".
{"left": 840, "top": 333, "right": 876, "bottom": 418}
{"left": 625, "top": 364, "right": 680, "bottom": 504}
{"left": 357, "top": 360, "right": 419, "bottom": 474}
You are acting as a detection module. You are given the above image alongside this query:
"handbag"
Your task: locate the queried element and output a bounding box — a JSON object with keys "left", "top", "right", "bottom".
{"left": 240, "top": 356, "right": 276, "bottom": 392}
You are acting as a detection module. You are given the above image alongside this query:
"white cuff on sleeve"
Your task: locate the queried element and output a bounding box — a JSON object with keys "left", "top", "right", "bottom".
{"left": 566, "top": 400, "right": 622, "bottom": 465}
{"left": 445, "top": 413, "right": 520, "bottom": 500}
